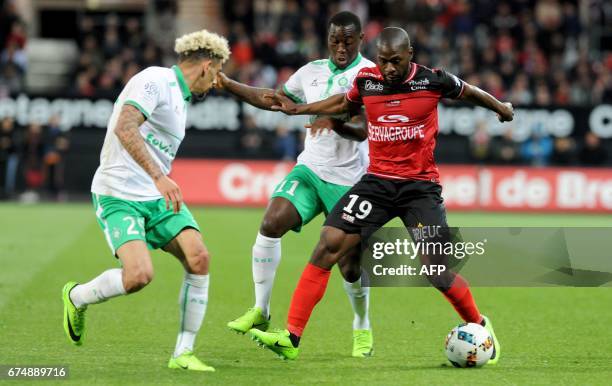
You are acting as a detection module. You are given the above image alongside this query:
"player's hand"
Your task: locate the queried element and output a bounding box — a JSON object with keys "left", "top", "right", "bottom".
{"left": 214, "top": 72, "right": 228, "bottom": 89}
{"left": 306, "top": 117, "right": 334, "bottom": 137}
{"left": 260, "top": 90, "right": 278, "bottom": 106}
{"left": 497, "top": 102, "right": 514, "bottom": 122}
{"left": 155, "top": 175, "right": 183, "bottom": 213}
{"left": 270, "top": 94, "right": 300, "bottom": 115}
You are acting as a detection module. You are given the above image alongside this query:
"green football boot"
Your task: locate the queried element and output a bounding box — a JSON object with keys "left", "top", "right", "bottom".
{"left": 168, "top": 351, "right": 215, "bottom": 372}
{"left": 62, "top": 281, "right": 87, "bottom": 346}
{"left": 227, "top": 307, "right": 270, "bottom": 334}
{"left": 482, "top": 315, "right": 500, "bottom": 365}
{"left": 248, "top": 328, "right": 299, "bottom": 360}
{"left": 352, "top": 329, "right": 374, "bottom": 357}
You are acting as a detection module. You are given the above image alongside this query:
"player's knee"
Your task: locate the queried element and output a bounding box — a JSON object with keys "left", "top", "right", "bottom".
{"left": 310, "top": 228, "right": 346, "bottom": 267}
{"left": 320, "top": 227, "right": 347, "bottom": 255}
{"left": 124, "top": 266, "right": 154, "bottom": 293}
{"left": 339, "top": 263, "right": 361, "bottom": 283}
{"left": 186, "top": 249, "right": 210, "bottom": 275}
{"left": 259, "top": 214, "right": 289, "bottom": 238}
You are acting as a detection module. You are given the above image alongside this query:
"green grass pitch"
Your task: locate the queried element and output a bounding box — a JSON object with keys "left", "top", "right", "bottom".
{"left": 1, "top": 203, "right": 611, "bottom": 385}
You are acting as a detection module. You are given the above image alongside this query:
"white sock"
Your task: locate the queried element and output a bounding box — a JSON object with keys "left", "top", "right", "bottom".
{"left": 343, "top": 277, "right": 371, "bottom": 330}
{"left": 174, "top": 272, "right": 209, "bottom": 357}
{"left": 252, "top": 232, "right": 281, "bottom": 317}
{"left": 70, "top": 268, "right": 126, "bottom": 308}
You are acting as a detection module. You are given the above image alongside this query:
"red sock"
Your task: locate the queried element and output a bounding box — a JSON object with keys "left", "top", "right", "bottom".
{"left": 442, "top": 274, "right": 482, "bottom": 323}
{"left": 286, "top": 263, "right": 331, "bottom": 337}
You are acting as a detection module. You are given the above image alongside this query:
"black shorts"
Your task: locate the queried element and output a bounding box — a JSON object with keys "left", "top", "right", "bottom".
{"left": 325, "top": 174, "right": 448, "bottom": 238}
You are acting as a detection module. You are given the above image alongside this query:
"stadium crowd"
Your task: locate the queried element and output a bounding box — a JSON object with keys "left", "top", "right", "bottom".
{"left": 220, "top": 0, "right": 612, "bottom": 107}
{"left": 0, "top": 0, "right": 27, "bottom": 97}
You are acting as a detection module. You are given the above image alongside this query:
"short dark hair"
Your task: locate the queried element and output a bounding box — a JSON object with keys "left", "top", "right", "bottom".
{"left": 328, "top": 11, "right": 361, "bottom": 33}
{"left": 178, "top": 49, "right": 220, "bottom": 63}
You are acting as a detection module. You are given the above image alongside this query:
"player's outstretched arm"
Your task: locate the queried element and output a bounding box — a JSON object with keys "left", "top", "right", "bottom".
{"left": 307, "top": 114, "right": 367, "bottom": 141}
{"left": 216, "top": 72, "right": 278, "bottom": 110}
{"left": 114, "top": 104, "right": 182, "bottom": 212}
{"left": 272, "top": 93, "right": 350, "bottom": 116}
{"left": 459, "top": 83, "right": 514, "bottom": 122}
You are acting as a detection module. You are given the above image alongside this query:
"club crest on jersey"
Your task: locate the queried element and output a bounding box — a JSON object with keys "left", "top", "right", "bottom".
{"left": 364, "top": 79, "right": 384, "bottom": 91}
{"left": 377, "top": 114, "right": 410, "bottom": 123}
{"left": 143, "top": 82, "right": 159, "bottom": 100}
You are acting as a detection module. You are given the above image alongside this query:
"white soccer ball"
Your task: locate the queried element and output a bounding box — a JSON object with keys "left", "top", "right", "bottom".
{"left": 445, "top": 322, "right": 494, "bottom": 368}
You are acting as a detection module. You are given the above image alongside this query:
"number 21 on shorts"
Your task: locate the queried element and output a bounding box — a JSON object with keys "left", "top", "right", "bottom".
{"left": 123, "top": 216, "right": 144, "bottom": 236}
{"left": 343, "top": 194, "right": 372, "bottom": 219}
{"left": 276, "top": 180, "right": 299, "bottom": 196}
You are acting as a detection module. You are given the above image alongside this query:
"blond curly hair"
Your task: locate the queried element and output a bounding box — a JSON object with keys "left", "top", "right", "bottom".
{"left": 174, "top": 29, "right": 230, "bottom": 63}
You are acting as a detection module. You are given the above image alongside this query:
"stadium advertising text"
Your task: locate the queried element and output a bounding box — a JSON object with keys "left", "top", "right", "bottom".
{"left": 171, "top": 160, "right": 612, "bottom": 212}
{"left": 1, "top": 95, "right": 611, "bottom": 139}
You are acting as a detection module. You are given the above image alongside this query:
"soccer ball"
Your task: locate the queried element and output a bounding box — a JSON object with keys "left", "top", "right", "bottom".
{"left": 445, "top": 323, "right": 494, "bottom": 368}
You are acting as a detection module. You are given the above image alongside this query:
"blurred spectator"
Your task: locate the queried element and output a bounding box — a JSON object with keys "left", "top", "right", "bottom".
{"left": 1, "top": 39, "right": 27, "bottom": 71}
{"left": 0, "top": 1, "right": 21, "bottom": 48}
{"left": 0, "top": 1, "right": 26, "bottom": 95}
{"left": 551, "top": 137, "right": 577, "bottom": 165}
{"left": 521, "top": 125, "right": 553, "bottom": 166}
{"left": 274, "top": 124, "right": 297, "bottom": 161}
{"left": 491, "top": 128, "right": 520, "bottom": 164}
{"left": 0, "top": 61, "right": 22, "bottom": 95}
{"left": 579, "top": 132, "right": 608, "bottom": 166}
{"left": 275, "top": 30, "right": 302, "bottom": 68}
{"left": 68, "top": 12, "right": 168, "bottom": 97}
{"left": 468, "top": 121, "right": 490, "bottom": 162}
{"left": 340, "top": 0, "right": 369, "bottom": 26}
{"left": 230, "top": 23, "right": 254, "bottom": 67}
{"left": 0, "top": 116, "right": 19, "bottom": 198}
{"left": 43, "top": 115, "right": 70, "bottom": 200}
{"left": 21, "top": 123, "right": 46, "bottom": 200}
{"left": 240, "top": 114, "right": 264, "bottom": 157}
{"left": 507, "top": 74, "right": 533, "bottom": 105}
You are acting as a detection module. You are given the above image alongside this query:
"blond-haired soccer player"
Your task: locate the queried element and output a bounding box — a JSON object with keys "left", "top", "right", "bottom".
{"left": 61, "top": 30, "right": 230, "bottom": 372}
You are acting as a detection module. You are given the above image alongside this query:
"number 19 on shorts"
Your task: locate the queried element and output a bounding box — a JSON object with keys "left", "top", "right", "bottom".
{"left": 343, "top": 194, "right": 372, "bottom": 219}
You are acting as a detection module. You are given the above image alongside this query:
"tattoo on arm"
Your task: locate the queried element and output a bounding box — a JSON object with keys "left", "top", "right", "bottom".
{"left": 114, "top": 105, "right": 163, "bottom": 180}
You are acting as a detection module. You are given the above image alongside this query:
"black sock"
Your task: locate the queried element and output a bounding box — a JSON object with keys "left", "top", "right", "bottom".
{"left": 289, "top": 332, "right": 300, "bottom": 347}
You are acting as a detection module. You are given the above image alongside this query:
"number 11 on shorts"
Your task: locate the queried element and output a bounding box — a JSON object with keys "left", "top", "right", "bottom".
{"left": 276, "top": 180, "right": 300, "bottom": 196}
{"left": 343, "top": 194, "right": 372, "bottom": 219}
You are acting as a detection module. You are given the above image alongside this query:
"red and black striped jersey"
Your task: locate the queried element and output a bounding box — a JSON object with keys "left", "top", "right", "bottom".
{"left": 346, "top": 63, "right": 464, "bottom": 182}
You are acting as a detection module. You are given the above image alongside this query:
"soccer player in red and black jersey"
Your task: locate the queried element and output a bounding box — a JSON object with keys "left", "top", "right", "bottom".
{"left": 248, "top": 27, "right": 513, "bottom": 363}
